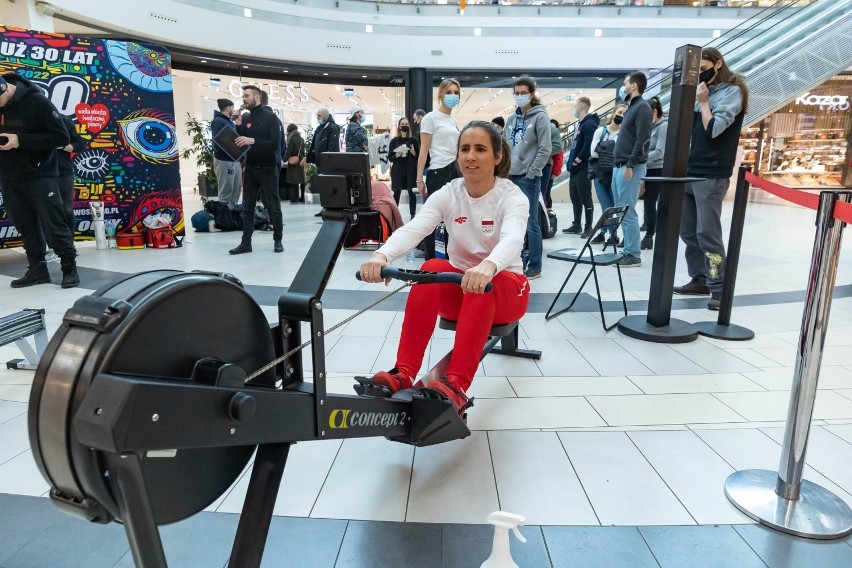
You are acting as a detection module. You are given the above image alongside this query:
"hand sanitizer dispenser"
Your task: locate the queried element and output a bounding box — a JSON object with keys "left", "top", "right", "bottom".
{"left": 89, "top": 201, "right": 107, "bottom": 250}
{"left": 481, "top": 511, "right": 526, "bottom": 568}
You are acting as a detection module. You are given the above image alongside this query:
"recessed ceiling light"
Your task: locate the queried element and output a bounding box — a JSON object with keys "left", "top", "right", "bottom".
{"left": 323, "top": 72, "right": 329, "bottom": 76}
{"left": 474, "top": 27, "right": 482, "bottom": 36}
{"left": 362, "top": 75, "right": 367, "bottom": 78}
{"left": 244, "top": 7, "right": 252, "bottom": 18}
{"left": 594, "top": 29, "right": 603, "bottom": 37}
{"left": 201, "top": 59, "right": 207, "bottom": 63}
{"left": 365, "top": 24, "right": 373, "bottom": 33}
{"left": 242, "top": 65, "right": 249, "bottom": 69}
{"left": 713, "top": 29, "right": 722, "bottom": 38}
{"left": 283, "top": 69, "right": 289, "bottom": 73}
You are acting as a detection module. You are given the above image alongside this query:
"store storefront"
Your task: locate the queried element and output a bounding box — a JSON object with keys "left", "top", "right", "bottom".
{"left": 741, "top": 74, "right": 852, "bottom": 189}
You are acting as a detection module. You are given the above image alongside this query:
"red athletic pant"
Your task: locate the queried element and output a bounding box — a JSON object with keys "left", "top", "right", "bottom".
{"left": 395, "top": 258, "right": 530, "bottom": 392}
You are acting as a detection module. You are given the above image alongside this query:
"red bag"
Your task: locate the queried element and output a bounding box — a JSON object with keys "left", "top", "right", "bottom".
{"left": 145, "top": 225, "right": 181, "bottom": 248}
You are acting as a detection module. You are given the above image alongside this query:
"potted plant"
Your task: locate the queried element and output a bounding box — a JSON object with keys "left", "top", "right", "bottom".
{"left": 181, "top": 113, "right": 216, "bottom": 199}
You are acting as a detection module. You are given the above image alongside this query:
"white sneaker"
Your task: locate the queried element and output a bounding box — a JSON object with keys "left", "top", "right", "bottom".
{"left": 45, "top": 250, "right": 60, "bottom": 263}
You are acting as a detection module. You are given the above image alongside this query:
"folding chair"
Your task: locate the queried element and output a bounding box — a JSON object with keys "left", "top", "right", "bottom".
{"left": 545, "top": 205, "right": 629, "bottom": 331}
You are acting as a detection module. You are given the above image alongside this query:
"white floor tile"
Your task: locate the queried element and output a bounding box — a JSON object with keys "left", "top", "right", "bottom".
{"left": 488, "top": 431, "right": 598, "bottom": 525}
{"left": 524, "top": 339, "right": 598, "bottom": 376}
{"left": 0, "top": 413, "right": 29, "bottom": 464}
{"left": 0, "top": 384, "right": 31, "bottom": 403}
{"left": 508, "top": 375, "right": 642, "bottom": 398}
{"left": 712, "top": 390, "right": 852, "bottom": 422}
{"left": 324, "top": 335, "right": 384, "bottom": 374}
{"left": 723, "top": 348, "right": 785, "bottom": 368}
{"left": 467, "top": 397, "right": 606, "bottom": 430}
{"left": 615, "top": 339, "right": 709, "bottom": 375}
{"left": 670, "top": 341, "right": 760, "bottom": 373}
{"left": 739, "top": 366, "right": 852, "bottom": 391}
{"left": 558, "top": 431, "right": 695, "bottom": 525}
{"left": 466, "top": 376, "right": 517, "bottom": 399}
{"left": 0, "top": 450, "right": 50, "bottom": 496}
{"left": 0, "top": 400, "right": 27, "bottom": 425}
{"left": 627, "top": 373, "right": 764, "bottom": 395}
{"left": 587, "top": 393, "right": 748, "bottom": 427}
{"left": 311, "top": 437, "right": 413, "bottom": 522}
{"left": 407, "top": 431, "right": 499, "bottom": 524}
{"left": 627, "top": 430, "right": 752, "bottom": 524}
{"left": 570, "top": 339, "right": 652, "bottom": 376}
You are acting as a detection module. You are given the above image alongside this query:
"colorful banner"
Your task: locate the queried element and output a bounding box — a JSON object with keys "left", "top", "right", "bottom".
{"left": 0, "top": 27, "right": 183, "bottom": 246}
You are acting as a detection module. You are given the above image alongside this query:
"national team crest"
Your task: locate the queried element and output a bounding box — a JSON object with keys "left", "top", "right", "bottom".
{"left": 481, "top": 217, "right": 494, "bottom": 234}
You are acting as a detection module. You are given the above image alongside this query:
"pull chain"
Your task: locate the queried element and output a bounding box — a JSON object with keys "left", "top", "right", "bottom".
{"left": 244, "top": 281, "right": 412, "bottom": 383}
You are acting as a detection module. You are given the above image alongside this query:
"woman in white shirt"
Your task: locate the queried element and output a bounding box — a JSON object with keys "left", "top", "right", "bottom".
{"left": 417, "top": 78, "right": 462, "bottom": 258}
{"left": 588, "top": 104, "right": 626, "bottom": 245}
{"left": 360, "top": 121, "right": 530, "bottom": 414}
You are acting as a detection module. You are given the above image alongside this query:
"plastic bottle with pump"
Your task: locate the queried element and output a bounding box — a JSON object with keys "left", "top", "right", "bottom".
{"left": 481, "top": 511, "right": 526, "bottom": 568}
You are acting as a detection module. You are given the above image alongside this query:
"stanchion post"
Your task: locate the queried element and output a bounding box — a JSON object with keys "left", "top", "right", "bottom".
{"left": 724, "top": 190, "right": 852, "bottom": 539}
{"left": 694, "top": 166, "right": 755, "bottom": 340}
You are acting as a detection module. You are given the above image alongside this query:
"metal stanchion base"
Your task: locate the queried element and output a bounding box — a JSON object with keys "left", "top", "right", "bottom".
{"left": 617, "top": 315, "right": 698, "bottom": 344}
{"left": 725, "top": 469, "right": 852, "bottom": 539}
{"left": 694, "top": 321, "right": 755, "bottom": 341}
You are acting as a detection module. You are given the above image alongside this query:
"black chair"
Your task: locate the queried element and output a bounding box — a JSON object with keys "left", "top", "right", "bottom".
{"left": 545, "top": 206, "right": 630, "bottom": 331}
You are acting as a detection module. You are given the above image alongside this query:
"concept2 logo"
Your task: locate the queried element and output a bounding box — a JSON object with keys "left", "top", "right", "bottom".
{"left": 328, "top": 409, "right": 410, "bottom": 429}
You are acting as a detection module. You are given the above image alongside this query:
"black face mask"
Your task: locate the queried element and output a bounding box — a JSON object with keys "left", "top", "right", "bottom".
{"left": 699, "top": 67, "right": 717, "bottom": 85}
{"left": 613, "top": 115, "right": 624, "bottom": 125}
{"left": 400, "top": 126, "right": 409, "bottom": 133}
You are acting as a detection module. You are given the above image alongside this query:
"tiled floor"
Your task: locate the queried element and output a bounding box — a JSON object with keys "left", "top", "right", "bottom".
{"left": 2, "top": 188, "right": 852, "bottom": 565}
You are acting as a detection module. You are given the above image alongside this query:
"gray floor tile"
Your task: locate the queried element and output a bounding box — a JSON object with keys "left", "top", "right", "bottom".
{"left": 733, "top": 524, "right": 852, "bottom": 568}
{"left": 543, "top": 526, "right": 659, "bottom": 568}
{"left": 639, "top": 525, "right": 766, "bottom": 568}
{"left": 443, "top": 523, "right": 551, "bottom": 568}
{"left": 334, "top": 520, "right": 443, "bottom": 568}
{"left": 261, "top": 516, "right": 348, "bottom": 568}
{"left": 0, "top": 493, "right": 66, "bottom": 565}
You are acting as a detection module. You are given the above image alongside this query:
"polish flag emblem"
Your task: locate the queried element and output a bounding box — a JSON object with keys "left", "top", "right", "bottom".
{"left": 455, "top": 216, "right": 468, "bottom": 224}
{"left": 481, "top": 217, "right": 494, "bottom": 234}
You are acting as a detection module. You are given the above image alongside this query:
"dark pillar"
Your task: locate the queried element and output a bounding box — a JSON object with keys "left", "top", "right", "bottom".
{"left": 407, "top": 68, "right": 430, "bottom": 119}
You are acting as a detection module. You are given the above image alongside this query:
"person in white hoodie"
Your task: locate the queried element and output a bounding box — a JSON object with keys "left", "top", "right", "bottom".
{"left": 641, "top": 96, "right": 668, "bottom": 251}
{"left": 588, "top": 104, "right": 626, "bottom": 245}
{"left": 360, "top": 121, "right": 530, "bottom": 415}
{"left": 503, "top": 76, "right": 551, "bottom": 280}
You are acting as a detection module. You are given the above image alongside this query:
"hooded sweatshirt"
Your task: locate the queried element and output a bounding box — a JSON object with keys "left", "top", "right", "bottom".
{"left": 211, "top": 109, "right": 238, "bottom": 161}
{"left": 646, "top": 116, "right": 668, "bottom": 171}
{"left": 0, "top": 74, "right": 69, "bottom": 182}
{"left": 503, "top": 104, "right": 552, "bottom": 179}
{"left": 567, "top": 112, "right": 600, "bottom": 173}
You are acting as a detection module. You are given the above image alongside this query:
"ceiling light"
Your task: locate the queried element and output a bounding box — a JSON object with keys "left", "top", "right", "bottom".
{"left": 712, "top": 29, "right": 722, "bottom": 38}
{"left": 366, "top": 24, "right": 373, "bottom": 33}
{"left": 474, "top": 27, "right": 482, "bottom": 36}
{"left": 323, "top": 73, "right": 329, "bottom": 76}
{"left": 362, "top": 75, "right": 367, "bottom": 78}
{"left": 594, "top": 29, "right": 602, "bottom": 37}
{"left": 244, "top": 7, "right": 252, "bottom": 17}
{"left": 242, "top": 65, "right": 249, "bottom": 69}
{"left": 201, "top": 59, "right": 207, "bottom": 63}
{"left": 283, "top": 70, "right": 289, "bottom": 73}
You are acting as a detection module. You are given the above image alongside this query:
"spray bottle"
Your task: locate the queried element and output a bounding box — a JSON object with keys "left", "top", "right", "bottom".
{"left": 481, "top": 511, "right": 526, "bottom": 568}
{"left": 89, "top": 201, "right": 107, "bottom": 250}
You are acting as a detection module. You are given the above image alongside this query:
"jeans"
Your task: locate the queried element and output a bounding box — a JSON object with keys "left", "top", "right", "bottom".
{"left": 593, "top": 177, "right": 615, "bottom": 236}
{"left": 510, "top": 175, "right": 543, "bottom": 272}
{"left": 611, "top": 163, "right": 646, "bottom": 257}
{"left": 680, "top": 177, "right": 729, "bottom": 293}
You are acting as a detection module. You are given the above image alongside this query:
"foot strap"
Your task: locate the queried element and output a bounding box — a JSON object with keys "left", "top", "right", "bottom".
{"left": 353, "top": 376, "right": 391, "bottom": 398}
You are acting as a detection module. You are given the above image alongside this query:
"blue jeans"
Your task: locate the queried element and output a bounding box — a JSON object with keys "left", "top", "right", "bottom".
{"left": 511, "top": 175, "right": 542, "bottom": 272}
{"left": 611, "top": 163, "right": 646, "bottom": 257}
{"left": 593, "top": 177, "right": 615, "bottom": 236}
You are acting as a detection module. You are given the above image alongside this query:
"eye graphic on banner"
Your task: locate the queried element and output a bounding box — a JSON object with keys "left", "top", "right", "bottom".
{"left": 118, "top": 110, "right": 178, "bottom": 164}
{"left": 105, "top": 40, "right": 172, "bottom": 93}
{"left": 74, "top": 150, "right": 111, "bottom": 180}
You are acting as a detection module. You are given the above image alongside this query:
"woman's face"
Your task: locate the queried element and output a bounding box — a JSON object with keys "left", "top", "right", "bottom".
{"left": 458, "top": 127, "right": 499, "bottom": 184}
{"left": 615, "top": 107, "right": 626, "bottom": 119}
{"left": 399, "top": 119, "right": 410, "bottom": 133}
{"left": 441, "top": 83, "right": 461, "bottom": 104}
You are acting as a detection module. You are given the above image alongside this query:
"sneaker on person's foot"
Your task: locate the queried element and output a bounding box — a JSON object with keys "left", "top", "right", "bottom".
{"left": 673, "top": 278, "right": 710, "bottom": 296}
{"left": 641, "top": 235, "right": 654, "bottom": 250}
{"left": 591, "top": 233, "right": 605, "bottom": 245}
{"left": 524, "top": 270, "right": 541, "bottom": 280}
{"left": 640, "top": 222, "right": 647, "bottom": 232}
{"left": 616, "top": 254, "right": 641, "bottom": 268}
{"left": 708, "top": 292, "right": 722, "bottom": 311}
{"left": 45, "top": 250, "right": 60, "bottom": 263}
{"left": 605, "top": 233, "right": 620, "bottom": 247}
{"left": 229, "top": 243, "right": 252, "bottom": 255}
{"left": 427, "top": 377, "right": 472, "bottom": 415}
{"left": 370, "top": 367, "right": 413, "bottom": 394}
{"left": 562, "top": 222, "right": 581, "bottom": 235}
{"left": 580, "top": 226, "right": 592, "bottom": 240}
{"left": 274, "top": 240, "right": 284, "bottom": 253}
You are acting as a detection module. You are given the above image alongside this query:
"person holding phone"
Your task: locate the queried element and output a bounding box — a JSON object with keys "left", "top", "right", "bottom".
{"left": 388, "top": 116, "right": 420, "bottom": 219}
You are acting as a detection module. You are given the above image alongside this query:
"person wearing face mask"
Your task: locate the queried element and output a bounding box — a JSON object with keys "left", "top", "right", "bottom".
{"left": 388, "top": 117, "right": 420, "bottom": 219}
{"left": 674, "top": 47, "right": 749, "bottom": 311}
{"left": 611, "top": 71, "right": 652, "bottom": 268}
{"left": 345, "top": 105, "right": 369, "bottom": 153}
{"left": 305, "top": 108, "right": 340, "bottom": 174}
{"left": 641, "top": 97, "right": 668, "bottom": 251}
{"left": 503, "top": 76, "right": 551, "bottom": 280}
{"left": 588, "top": 104, "right": 626, "bottom": 246}
{"left": 417, "top": 78, "right": 462, "bottom": 259}
{"left": 562, "top": 97, "right": 599, "bottom": 239}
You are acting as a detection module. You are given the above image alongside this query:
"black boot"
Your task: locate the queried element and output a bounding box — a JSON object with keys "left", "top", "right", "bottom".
{"left": 229, "top": 242, "right": 252, "bottom": 255}
{"left": 60, "top": 260, "right": 80, "bottom": 289}
{"left": 562, "top": 222, "right": 581, "bottom": 235}
{"left": 10, "top": 261, "right": 50, "bottom": 288}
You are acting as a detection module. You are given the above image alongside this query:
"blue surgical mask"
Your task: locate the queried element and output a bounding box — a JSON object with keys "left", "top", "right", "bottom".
{"left": 619, "top": 86, "right": 629, "bottom": 101}
{"left": 443, "top": 94, "right": 460, "bottom": 109}
{"left": 514, "top": 95, "right": 530, "bottom": 108}
{"left": 573, "top": 109, "right": 580, "bottom": 119}
{"left": 317, "top": 117, "right": 325, "bottom": 125}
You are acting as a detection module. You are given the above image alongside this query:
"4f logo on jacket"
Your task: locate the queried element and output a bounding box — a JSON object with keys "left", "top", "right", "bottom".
{"left": 454, "top": 216, "right": 467, "bottom": 224}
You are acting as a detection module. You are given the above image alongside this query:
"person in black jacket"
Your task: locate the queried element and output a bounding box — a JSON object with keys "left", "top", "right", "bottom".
{"left": 562, "top": 97, "right": 599, "bottom": 238}
{"left": 305, "top": 108, "right": 340, "bottom": 173}
{"left": 0, "top": 74, "right": 78, "bottom": 288}
{"left": 210, "top": 98, "right": 242, "bottom": 209}
{"left": 57, "top": 114, "right": 85, "bottom": 239}
{"left": 229, "top": 85, "right": 283, "bottom": 255}
{"left": 388, "top": 116, "right": 419, "bottom": 219}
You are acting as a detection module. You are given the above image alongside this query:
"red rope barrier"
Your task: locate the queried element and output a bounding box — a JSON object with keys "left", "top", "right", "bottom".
{"left": 744, "top": 171, "right": 852, "bottom": 225}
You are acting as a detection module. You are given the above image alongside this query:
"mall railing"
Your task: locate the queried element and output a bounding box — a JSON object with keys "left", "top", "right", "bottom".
{"left": 558, "top": 0, "right": 837, "bottom": 144}
{"left": 362, "top": 1, "right": 814, "bottom": 7}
